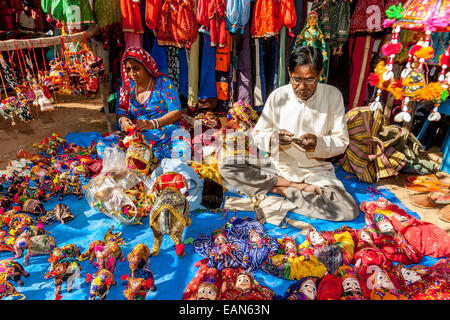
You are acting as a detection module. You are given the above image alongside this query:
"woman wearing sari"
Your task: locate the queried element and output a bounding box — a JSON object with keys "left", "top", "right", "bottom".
{"left": 117, "top": 47, "right": 190, "bottom": 162}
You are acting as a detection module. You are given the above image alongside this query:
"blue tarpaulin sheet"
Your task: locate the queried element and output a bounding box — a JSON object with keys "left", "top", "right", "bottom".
{"left": 1, "top": 131, "right": 439, "bottom": 300}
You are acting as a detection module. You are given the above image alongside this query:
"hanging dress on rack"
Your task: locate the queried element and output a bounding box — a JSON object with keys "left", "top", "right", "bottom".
{"left": 250, "top": 0, "right": 281, "bottom": 38}
{"left": 197, "top": 0, "right": 228, "bottom": 47}
{"left": 94, "top": 0, "right": 123, "bottom": 48}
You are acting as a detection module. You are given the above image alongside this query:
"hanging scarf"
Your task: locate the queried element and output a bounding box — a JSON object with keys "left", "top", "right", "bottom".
{"left": 118, "top": 47, "right": 163, "bottom": 116}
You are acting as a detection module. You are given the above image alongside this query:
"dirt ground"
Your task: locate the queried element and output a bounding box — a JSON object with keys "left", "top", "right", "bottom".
{"left": 1, "top": 96, "right": 449, "bottom": 234}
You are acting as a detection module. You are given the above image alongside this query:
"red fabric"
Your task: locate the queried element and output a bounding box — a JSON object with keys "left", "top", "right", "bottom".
{"left": 317, "top": 274, "right": 342, "bottom": 300}
{"left": 251, "top": 0, "right": 282, "bottom": 38}
{"left": 348, "top": 35, "right": 375, "bottom": 109}
{"left": 118, "top": 47, "right": 162, "bottom": 116}
{"left": 280, "top": 0, "right": 297, "bottom": 35}
{"left": 145, "top": 0, "right": 162, "bottom": 30}
{"left": 120, "top": 0, "right": 144, "bottom": 34}
{"left": 349, "top": 0, "right": 385, "bottom": 33}
{"left": 182, "top": 260, "right": 222, "bottom": 300}
{"left": 362, "top": 199, "right": 450, "bottom": 259}
{"left": 152, "top": 172, "right": 189, "bottom": 196}
{"left": 196, "top": 0, "right": 227, "bottom": 47}
{"left": 158, "top": 0, "right": 198, "bottom": 49}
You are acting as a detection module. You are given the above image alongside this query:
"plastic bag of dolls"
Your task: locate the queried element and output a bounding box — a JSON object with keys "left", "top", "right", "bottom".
{"left": 101, "top": 145, "right": 127, "bottom": 173}
{"left": 83, "top": 167, "right": 153, "bottom": 225}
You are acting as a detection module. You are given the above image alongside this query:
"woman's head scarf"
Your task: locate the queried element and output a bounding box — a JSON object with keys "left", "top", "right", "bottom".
{"left": 118, "top": 47, "right": 162, "bottom": 115}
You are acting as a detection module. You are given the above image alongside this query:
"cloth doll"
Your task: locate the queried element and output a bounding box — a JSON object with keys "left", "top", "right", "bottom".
{"left": 294, "top": 10, "right": 329, "bottom": 82}
{"left": 119, "top": 129, "right": 157, "bottom": 176}
{"left": 279, "top": 276, "right": 320, "bottom": 300}
{"left": 336, "top": 265, "right": 365, "bottom": 300}
{"left": 224, "top": 216, "right": 279, "bottom": 272}
{"left": 363, "top": 206, "right": 423, "bottom": 265}
{"left": 317, "top": 273, "right": 342, "bottom": 300}
{"left": 220, "top": 268, "right": 274, "bottom": 300}
{"left": 299, "top": 228, "right": 344, "bottom": 275}
{"left": 193, "top": 228, "right": 243, "bottom": 270}
{"left": 352, "top": 225, "right": 392, "bottom": 269}
{"left": 403, "top": 259, "right": 450, "bottom": 300}
{"left": 182, "top": 259, "right": 223, "bottom": 300}
{"left": 358, "top": 264, "right": 408, "bottom": 300}
{"left": 262, "top": 236, "right": 326, "bottom": 280}
{"left": 362, "top": 197, "right": 450, "bottom": 259}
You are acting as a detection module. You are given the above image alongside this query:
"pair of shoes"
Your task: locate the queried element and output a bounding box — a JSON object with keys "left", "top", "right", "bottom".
{"left": 409, "top": 192, "right": 450, "bottom": 209}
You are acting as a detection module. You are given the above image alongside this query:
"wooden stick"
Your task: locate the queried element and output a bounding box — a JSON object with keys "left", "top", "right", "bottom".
{"left": 353, "top": 35, "right": 372, "bottom": 109}
{"left": 0, "top": 26, "right": 98, "bottom": 51}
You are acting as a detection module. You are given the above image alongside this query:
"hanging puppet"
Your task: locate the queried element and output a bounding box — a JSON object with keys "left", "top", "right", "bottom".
{"left": 293, "top": 10, "right": 329, "bottom": 82}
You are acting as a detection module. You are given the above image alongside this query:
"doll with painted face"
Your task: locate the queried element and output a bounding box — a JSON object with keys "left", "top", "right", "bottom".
{"left": 353, "top": 225, "right": 392, "bottom": 269}
{"left": 362, "top": 198, "right": 450, "bottom": 260}
{"left": 196, "top": 278, "right": 220, "bottom": 300}
{"left": 182, "top": 259, "right": 223, "bottom": 300}
{"left": 193, "top": 229, "right": 243, "bottom": 271}
{"left": 337, "top": 265, "right": 365, "bottom": 300}
{"left": 221, "top": 269, "right": 274, "bottom": 300}
{"left": 222, "top": 217, "right": 279, "bottom": 272}
{"left": 281, "top": 276, "right": 320, "bottom": 300}
{"left": 403, "top": 259, "right": 450, "bottom": 300}
{"left": 358, "top": 264, "right": 408, "bottom": 300}
{"left": 240, "top": 228, "right": 280, "bottom": 272}
{"left": 369, "top": 213, "right": 422, "bottom": 265}
{"left": 299, "top": 229, "right": 343, "bottom": 275}
{"left": 298, "top": 229, "right": 328, "bottom": 256}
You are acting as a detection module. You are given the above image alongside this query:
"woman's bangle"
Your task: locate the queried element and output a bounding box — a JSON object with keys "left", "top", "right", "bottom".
{"left": 150, "top": 119, "right": 160, "bottom": 129}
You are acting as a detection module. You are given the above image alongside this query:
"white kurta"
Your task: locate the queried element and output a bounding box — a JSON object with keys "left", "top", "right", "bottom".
{"left": 250, "top": 82, "right": 349, "bottom": 188}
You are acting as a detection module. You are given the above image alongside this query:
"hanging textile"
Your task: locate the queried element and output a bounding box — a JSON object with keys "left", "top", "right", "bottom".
{"left": 140, "top": 0, "right": 153, "bottom": 53}
{"left": 236, "top": 27, "right": 253, "bottom": 106}
{"left": 294, "top": 10, "right": 329, "bottom": 83}
{"left": 41, "top": 0, "right": 95, "bottom": 32}
{"left": 186, "top": 0, "right": 201, "bottom": 109}
{"left": 167, "top": 46, "right": 180, "bottom": 89}
{"left": 349, "top": 0, "right": 385, "bottom": 34}
{"left": 216, "top": 31, "right": 232, "bottom": 110}
{"left": 120, "top": 0, "right": 144, "bottom": 34}
{"left": 158, "top": 0, "right": 198, "bottom": 49}
{"left": 145, "top": 0, "right": 162, "bottom": 31}
{"left": 197, "top": 33, "right": 218, "bottom": 108}
{"left": 197, "top": 0, "right": 228, "bottom": 47}
{"left": 279, "top": 0, "right": 297, "bottom": 38}
{"left": 226, "top": 0, "right": 251, "bottom": 34}
{"left": 325, "top": 0, "right": 351, "bottom": 56}
{"left": 253, "top": 39, "right": 266, "bottom": 108}
{"left": 250, "top": 0, "right": 282, "bottom": 38}
{"left": 94, "top": 0, "right": 123, "bottom": 48}
{"left": 348, "top": 0, "right": 386, "bottom": 110}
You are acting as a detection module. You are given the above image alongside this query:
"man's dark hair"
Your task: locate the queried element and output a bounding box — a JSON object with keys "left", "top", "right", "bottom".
{"left": 288, "top": 46, "right": 324, "bottom": 74}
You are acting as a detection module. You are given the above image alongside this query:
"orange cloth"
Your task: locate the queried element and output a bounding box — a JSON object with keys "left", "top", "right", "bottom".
{"left": 251, "top": 0, "right": 281, "bottom": 38}
{"left": 120, "top": 0, "right": 144, "bottom": 34}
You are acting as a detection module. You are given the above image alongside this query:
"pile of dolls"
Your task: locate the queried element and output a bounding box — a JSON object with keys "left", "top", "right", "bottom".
{"left": 184, "top": 198, "right": 450, "bottom": 300}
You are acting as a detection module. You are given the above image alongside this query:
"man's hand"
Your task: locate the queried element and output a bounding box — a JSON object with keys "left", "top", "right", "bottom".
{"left": 293, "top": 133, "right": 317, "bottom": 152}
{"left": 278, "top": 129, "right": 294, "bottom": 145}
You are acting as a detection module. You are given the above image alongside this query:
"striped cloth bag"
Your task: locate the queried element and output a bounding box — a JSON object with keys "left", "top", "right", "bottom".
{"left": 339, "top": 106, "right": 407, "bottom": 183}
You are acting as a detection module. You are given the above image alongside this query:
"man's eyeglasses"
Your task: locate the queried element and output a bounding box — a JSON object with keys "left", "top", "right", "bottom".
{"left": 290, "top": 76, "right": 317, "bottom": 85}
